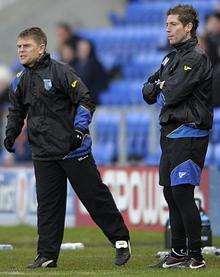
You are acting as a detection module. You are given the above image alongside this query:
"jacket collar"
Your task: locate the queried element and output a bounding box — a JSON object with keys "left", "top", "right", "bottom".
{"left": 173, "top": 37, "right": 198, "bottom": 53}
{"left": 24, "top": 52, "right": 51, "bottom": 70}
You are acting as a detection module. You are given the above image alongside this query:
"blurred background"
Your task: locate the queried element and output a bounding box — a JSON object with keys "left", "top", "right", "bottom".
{"left": 0, "top": 0, "right": 220, "bottom": 238}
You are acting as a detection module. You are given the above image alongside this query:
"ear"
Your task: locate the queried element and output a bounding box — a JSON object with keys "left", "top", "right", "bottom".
{"left": 39, "top": 44, "right": 46, "bottom": 54}
{"left": 186, "top": 22, "right": 193, "bottom": 33}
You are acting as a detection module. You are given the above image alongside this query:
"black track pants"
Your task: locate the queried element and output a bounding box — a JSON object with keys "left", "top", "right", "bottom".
{"left": 33, "top": 154, "right": 129, "bottom": 259}
{"left": 163, "top": 185, "right": 201, "bottom": 252}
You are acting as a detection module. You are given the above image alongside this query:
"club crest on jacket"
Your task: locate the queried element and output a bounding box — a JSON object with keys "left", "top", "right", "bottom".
{"left": 43, "top": 79, "right": 52, "bottom": 91}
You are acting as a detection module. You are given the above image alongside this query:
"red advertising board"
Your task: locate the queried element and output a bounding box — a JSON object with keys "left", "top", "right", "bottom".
{"left": 75, "top": 166, "right": 209, "bottom": 231}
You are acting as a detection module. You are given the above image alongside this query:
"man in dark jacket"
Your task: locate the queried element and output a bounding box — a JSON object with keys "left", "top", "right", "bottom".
{"left": 74, "top": 39, "right": 109, "bottom": 105}
{"left": 4, "top": 27, "right": 130, "bottom": 269}
{"left": 142, "top": 5, "right": 212, "bottom": 269}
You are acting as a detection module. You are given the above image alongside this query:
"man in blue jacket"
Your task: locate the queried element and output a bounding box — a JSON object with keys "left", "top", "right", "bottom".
{"left": 4, "top": 27, "right": 130, "bottom": 269}
{"left": 143, "top": 5, "right": 212, "bottom": 269}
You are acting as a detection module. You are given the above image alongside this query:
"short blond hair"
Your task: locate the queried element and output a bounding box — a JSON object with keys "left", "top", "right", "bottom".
{"left": 18, "top": 27, "right": 47, "bottom": 46}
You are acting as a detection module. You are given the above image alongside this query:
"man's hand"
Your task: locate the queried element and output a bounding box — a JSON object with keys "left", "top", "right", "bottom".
{"left": 70, "top": 130, "right": 85, "bottom": 151}
{"left": 142, "top": 82, "right": 161, "bottom": 102}
{"left": 4, "top": 137, "right": 15, "bottom": 153}
{"left": 142, "top": 82, "right": 155, "bottom": 96}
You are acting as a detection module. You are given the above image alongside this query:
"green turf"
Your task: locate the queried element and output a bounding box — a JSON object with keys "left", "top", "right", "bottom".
{"left": 0, "top": 225, "right": 220, "bottom": 276}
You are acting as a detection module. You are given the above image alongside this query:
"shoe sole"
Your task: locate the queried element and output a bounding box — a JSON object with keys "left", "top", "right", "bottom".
{"left": 27, "top": 265, "right": 57, "bottom": 269}
{"left": 177, "top": 264, "right": 206, "bottom": 269}
{"left": 148, "top": 259, "right": 189, "bottom": 269}
{"left": 27, "top": 263, "right": 57, "bottom": 269}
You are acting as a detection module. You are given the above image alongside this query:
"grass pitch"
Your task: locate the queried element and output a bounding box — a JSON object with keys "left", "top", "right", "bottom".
{"left": 0, "top": 226, "right": 220, "bottom": 276}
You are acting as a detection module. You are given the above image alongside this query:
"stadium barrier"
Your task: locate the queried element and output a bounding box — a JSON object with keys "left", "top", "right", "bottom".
{"left": 0, "top": 167, "right": 75, "bottom": 226}
{"left": 75, "top": 166, "right": 209, "bottom": 232}
{"left": 0, "top": 165, "right": 215, "bottom": 234}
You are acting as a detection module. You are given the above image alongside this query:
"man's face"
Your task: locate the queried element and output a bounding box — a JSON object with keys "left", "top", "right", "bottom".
{"left": 77, "top": 40, "right": 91, "bottom": 60}
{"left": 17, "top": 37, "right": 45, "bottom": 67}
{"left": 56, "top": 27, "right": 69, "bottom": 44}
{"left": 205, "top": 16, "right": 220, "bottom": 35}
{"left": 166, "top": 14, "right": 192, "bottom": 45}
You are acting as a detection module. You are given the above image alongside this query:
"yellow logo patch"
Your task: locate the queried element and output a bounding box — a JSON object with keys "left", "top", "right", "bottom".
{"left": 183, "top": 65, "right": 192, "bottom": 71}
{"left": 71, "top": 80, "right": 78, "bottom": 88}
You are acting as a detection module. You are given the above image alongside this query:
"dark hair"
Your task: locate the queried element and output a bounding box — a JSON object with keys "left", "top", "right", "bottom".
{"left": 56, "top": 22, "right": 72, "bottom": 34}
{"left": 212, "top": 11, "right": 220, "bottom": 21}
{"left": 18, "top": 27, "right": 47, "bottom": 46}
{"left": 167, "top": 5, "right": 199, "bottom": 37}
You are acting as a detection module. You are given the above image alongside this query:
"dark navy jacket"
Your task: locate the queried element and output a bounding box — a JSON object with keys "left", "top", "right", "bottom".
{"left": 143, "top": 37, "right": 213, "bottom": 135}
{"left": 6, "top": 53, "right": 95, "bottom": 160}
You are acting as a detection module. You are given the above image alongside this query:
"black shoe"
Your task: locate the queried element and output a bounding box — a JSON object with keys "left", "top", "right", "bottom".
{"left": 27, "top": 255, "right": 57, "bottom": 269}
{"left": 176, "top": 258, "right": 206, "bottom": 269}
{"left": 114, "top": 240, "right": 131, "bottom": 266}
{"left": 148, "top": 253, "right": 189, "bottom": 269}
